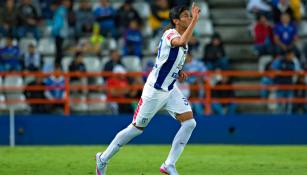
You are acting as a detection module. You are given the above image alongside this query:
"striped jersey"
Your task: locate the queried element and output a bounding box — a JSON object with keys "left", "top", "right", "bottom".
{"left": 146, "top": 29, "right": 188, "bottom": 91}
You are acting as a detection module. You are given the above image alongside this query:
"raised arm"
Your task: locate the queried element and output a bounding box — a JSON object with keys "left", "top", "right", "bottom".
{"left": 171, "top": 3, "right": 201, "bottom": 47}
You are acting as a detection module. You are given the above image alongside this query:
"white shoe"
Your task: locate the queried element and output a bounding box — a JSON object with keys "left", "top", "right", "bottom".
{"left": 160, "top": 163, "right": 179, "bottom": 175}
{"left": 96, "top": 152, "right": 107, "bottom": 175}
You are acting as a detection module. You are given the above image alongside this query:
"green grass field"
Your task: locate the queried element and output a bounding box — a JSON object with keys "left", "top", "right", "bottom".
{"left": 0, "top": 145, "right": 307, "bottom": 175}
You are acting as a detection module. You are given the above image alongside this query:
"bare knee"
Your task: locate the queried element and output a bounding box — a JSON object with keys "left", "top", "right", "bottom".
{"left": 176, "top": 111, "right": 194, "bottom": 123}
{"left": 176, "top": 111, "right": 196, "bottom": 129}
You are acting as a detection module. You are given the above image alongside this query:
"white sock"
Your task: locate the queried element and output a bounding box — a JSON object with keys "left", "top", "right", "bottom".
{"left": 100, "top": 124, "right": 143, "bottom": 162}
{"left": 165, "top": 119, "right": 196, "bottom": 166}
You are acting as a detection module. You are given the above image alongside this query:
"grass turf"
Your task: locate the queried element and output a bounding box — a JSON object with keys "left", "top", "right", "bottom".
{"left": 0, "top": 145, "right": 307, "bottom": 175}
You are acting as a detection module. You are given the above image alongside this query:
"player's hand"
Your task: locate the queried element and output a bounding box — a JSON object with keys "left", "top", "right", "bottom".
{"left": 191, "top": 2, "right": 201, "bottom": 21}
{"left": 178, "top": 71, "right": 188, "bottom": 82}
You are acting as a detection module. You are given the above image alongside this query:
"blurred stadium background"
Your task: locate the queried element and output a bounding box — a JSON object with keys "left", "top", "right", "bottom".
{"left": 0, "top": 0, "right": 306, "bottom": 174}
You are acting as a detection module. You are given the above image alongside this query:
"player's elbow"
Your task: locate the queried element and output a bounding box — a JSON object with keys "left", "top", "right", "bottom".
{"left": 172, "top": 39, "right": 187, "bottom": 47}
{"left": 178, "top": 39, "right": 188, "bottom": 46}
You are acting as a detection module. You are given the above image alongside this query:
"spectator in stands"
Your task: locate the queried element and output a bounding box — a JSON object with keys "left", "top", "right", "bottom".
{"left": 75, "top": 0, "right": 94, "bottom": 38}
{"left": 184, "top": 52, "right": 207, "bottom": 75}
{"left": 69, "top": 51, "right": 86, "bottom": 82}
{"left": 21, "top": 43, "right": 41, "bottom": 71}
{"left": 66, "top": 0, "right": 76, "bottom": 38}
{"left": 123, "top": 20, "right": 143, "bottom": 58}
{"left": 169, "top": 0, "right": 191, "bottom": 8}
{"left": 103, "top": 49, "right": 123, "bottom": 72}
{"left": 271, "top": 49, "right": 301, "bottom": 114}
{"left": 128, "top": 76, "right": 144, "bottom": 111}
{"left": 302, "top": 42, "right": 307, "bottom": 64}
{"left": 260, "top": 56, "right": 275, "bottom": 98}
{"left": 273, "top": 13, "right": 300, "bottom": 58}
{"left": 289, "top": 0, "right": 303, "bottom": 22}
{"left": 253, "top": 14, "right": 274, "bottom": 56}
{"left": 73, "top": 23, "right": 104, "bottom": 56}
{"left": 202, "top": 33, "right": 229, "bottom": 70}
{"left": 25, "top": 77, "right": 47, "bottom": 113}
{"left": 115, "top": 0, "right": 142, "bottom": 35}
{"left": 142, "top": 58, "right": 154, "bottom": 81}
{"left": 272, "top": 0, "right": 295, "bottom": 23}
{"left": 106, "top": 65, "right": 131, "bottom": 114}
{"left": 149, "top": 0, "right": 170, "bottom": 36}
{"left": 247, "top": 0, "right": 272, "bottom": 18}
{"left": 292, "top": 75, "right": 307, "bottom": 114}
{"left": 211, "top": 76, "right": 237, "bottom": 115}
{"left": 88, "top": 23, "right": 104, "bottom": 55}
{"left": 16, "top": 0, "right": 40, "bottom": 41}
{"left": 39, "top": 0, "right": 54, "bottom": 20}
{"left": 52, "top": 0, "right": 70, "bottom": 64}
{"left": 270, "top": 0, "right": 280, "bottom": 7}
{"left": 184, "top": 52, "right": 207, "bottom": 116}
{"left": 69, "top": 51, "right": 87, "bottom": 95}
{"left": 44, "top": 63, "right": 65, "bottom": 110}
{"left": 188, "top": 33, "right": 200, "bottom": 55}
{"left": 0, "top": 0, "right": 17, "bottom": 37}
{"left": 0, "top": 36, "right": 21, "bottom": 71}
{"left": 93, "top": 0, "right": 116, "bottom": 37}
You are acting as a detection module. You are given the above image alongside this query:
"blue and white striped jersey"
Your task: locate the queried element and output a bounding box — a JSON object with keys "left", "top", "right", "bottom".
{"left": 146, "top": 29, "right": 188, "bottom": 91}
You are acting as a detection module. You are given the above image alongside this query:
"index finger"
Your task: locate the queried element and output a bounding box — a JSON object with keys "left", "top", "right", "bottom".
{"left": 192, "top": 2, "right": 195, "bottom": 8}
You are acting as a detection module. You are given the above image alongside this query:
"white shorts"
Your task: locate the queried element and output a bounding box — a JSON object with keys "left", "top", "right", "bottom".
{"left": 132, "top": 83, "right": 192, "bottom": 127}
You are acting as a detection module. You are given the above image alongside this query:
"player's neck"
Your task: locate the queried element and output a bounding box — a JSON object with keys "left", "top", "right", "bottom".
{"left": 175, "top": 26, "right": 185, "bottom": 35}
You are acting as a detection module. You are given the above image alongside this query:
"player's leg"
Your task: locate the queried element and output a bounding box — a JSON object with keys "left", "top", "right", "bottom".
{"left": 96, "top": 98, "right": 150, "bottom": 175}
{"left": 97, "top": 85, "right": 168, "bottom": 175}
{"left": 160, "top": 87, "right": 196, "bottom": 175}
{"left": 96, "top": 124, "right": 142, "bottom": 175}
{"left": 164, "top": 111, "right": 196, "bottom": 165}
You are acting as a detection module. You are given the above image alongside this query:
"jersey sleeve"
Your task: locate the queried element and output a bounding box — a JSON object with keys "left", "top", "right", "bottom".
{"left": 164, "top": 30, "right": 181, "bottom": 47}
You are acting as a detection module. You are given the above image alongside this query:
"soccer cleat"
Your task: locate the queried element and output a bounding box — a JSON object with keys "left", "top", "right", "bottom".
{"left": 160, "top": 163, "right": 179, "bottom": 175}
{"left": 96, "top": 152, "right": 107, "bottom": 175}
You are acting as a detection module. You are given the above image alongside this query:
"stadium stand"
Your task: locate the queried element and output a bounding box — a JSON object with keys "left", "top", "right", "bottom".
{"left": 0, "top": 0, "right": 305, "bottom": 115}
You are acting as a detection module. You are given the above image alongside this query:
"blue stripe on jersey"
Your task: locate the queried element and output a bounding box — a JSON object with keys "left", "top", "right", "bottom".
{"left": 154, "top": 47, "right": 179, "bottom": 90}
{"left": 168, "top": 79, "right": 176, "bottom": 90}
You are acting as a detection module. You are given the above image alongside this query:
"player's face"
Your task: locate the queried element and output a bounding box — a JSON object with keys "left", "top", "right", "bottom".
{"left": 179, "top": 10, "right": 192, "bottom": 29}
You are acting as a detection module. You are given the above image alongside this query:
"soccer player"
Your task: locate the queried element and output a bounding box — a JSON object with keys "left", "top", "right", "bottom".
{"left": 96, "top": 3, "right": 201, "bottom": 175}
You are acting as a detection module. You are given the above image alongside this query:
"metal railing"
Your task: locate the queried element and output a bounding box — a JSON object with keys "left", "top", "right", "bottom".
{"left": 0, "top": 71, "right": 306, "bottom": 115}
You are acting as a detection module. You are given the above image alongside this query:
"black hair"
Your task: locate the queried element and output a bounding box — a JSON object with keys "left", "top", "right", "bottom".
{"left": 256, "top": 13, "right": 267, "bottom": 21}
{"left": 211, "top": 32, "right": 224, "bottom": 47}
{"left": 169, "top": 6, "right": 189, "bottom": 27}
{"left": 75, "top": 51, "right": 83, "bottom": 58}
{"left": 212, "top": 32, "right": 221, "bottom": 40}
{"left": 54, "top": 63, "right": 62, "bottom": 70}
{"left": 163, "top": 6, "right": 189, "bottom": 32}
{"left": 285, "top": 48, "right": 294, "bottom": 55}
{"left": 124, "top": 0, "right": 134, "bottom": 4}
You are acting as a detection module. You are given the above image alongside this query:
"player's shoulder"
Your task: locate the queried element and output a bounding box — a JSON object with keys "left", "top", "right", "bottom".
{"left": 163, "top": 28, "right": 179, "bottom": 36}
{"left": 163, "top": 28, "right": 180, "bottom": 41}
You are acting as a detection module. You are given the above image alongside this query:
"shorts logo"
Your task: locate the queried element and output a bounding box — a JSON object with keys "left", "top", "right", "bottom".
{"left": 142, "top": 118, "right": 149, "bottom": 124}
{"left": 182, "top": 97, "right": 189, "bottom": 106}
{"left": 171, "top": 72, "right": 178, "bottom": 78}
